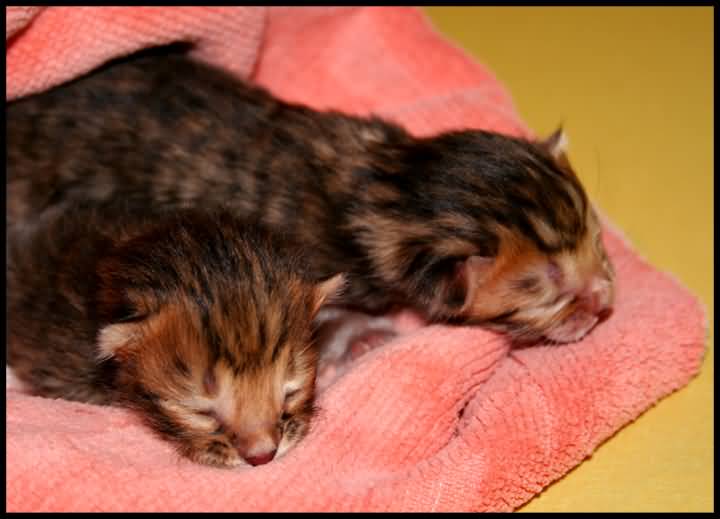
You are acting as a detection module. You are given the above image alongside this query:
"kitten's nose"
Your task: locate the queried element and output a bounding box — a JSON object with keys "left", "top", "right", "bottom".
{"left": 232, "top": 429, "right": 280, "bottom": 466}
{"left": 244, "top": 449, "right": 276, "bottom": 466}
{"left": 579, "top": 277, "right": 613, "bottom": 319}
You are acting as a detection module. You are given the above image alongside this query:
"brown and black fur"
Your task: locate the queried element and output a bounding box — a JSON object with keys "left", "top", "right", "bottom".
{"left": 7, "top": 204, "right": 341, "bottom": 466}
{"left": 6, "top": 44, "right": 614, "bottom": 343}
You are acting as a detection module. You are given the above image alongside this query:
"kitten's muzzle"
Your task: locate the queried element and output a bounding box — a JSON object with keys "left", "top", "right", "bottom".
{"left": 544, "top": 276, "right": 615, "bottom": 343}
{"left": 231, "top": 426, "right": 281, "bottom": 466}
{"left": 578, "top": 276, "right": 614, "bottom": 320}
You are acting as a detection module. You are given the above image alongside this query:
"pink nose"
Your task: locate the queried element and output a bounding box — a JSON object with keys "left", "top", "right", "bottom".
{"left": 244, "top": 449, "right": 277, "bottom": 466}
{"left": 579, "top": 279, "right": 613, "bottom": 319}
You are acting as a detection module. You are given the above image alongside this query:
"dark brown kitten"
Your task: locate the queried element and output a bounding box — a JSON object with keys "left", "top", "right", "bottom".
{"left": 6, "top": 44, "right": 614, "bottom": 344}
{"left": 6, "top": 204, "right": 343, "bottom": 467}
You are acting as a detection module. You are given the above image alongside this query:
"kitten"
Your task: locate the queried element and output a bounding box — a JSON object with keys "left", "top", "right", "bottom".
{"left": 6, "top": 44, "right": 614, "bottom": 344}
{"left": 6, "top": 204, "right": 343, "bottom": 467}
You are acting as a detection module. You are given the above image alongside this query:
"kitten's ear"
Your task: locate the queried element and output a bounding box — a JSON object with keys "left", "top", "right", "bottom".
{"left": 541, "top": 126, "right": 569, "bottom": 160}
{"left": 94, "top": 287, "right": 150, "bottom": 360}
{"left": 312, "top": 273, "right": 346, "bottom": 315}
{"left": 96, "top": 322, "right": 140, "bottom": 361}
{"left": 445, "top": 256, "right": 495, "bottom": 311}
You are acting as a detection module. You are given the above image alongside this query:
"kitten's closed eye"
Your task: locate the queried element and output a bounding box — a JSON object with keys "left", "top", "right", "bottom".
{"left": 115, "top": 311, "right": 149, "bottom": 324}
{"left": 282, "top": 389, "right": 301, "bottom": 421}
{"left": 105, "top": 297, "right": 151, "bottom": 324}
{"left": 197, "top": 408, "right": 220, "bottom": 420}
{"left": 197, "top": 409, "right": 226, "bottom": 434}
{"left": 284, "top": 388, "right": 300, "bottom": 400}
{"left": 512, "top": 276, "right": 541, "bottom": 294}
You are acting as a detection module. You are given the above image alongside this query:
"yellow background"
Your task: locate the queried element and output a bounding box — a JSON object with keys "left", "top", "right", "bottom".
{"left": 424, "top": 7, "right": 713, "bottom": 512}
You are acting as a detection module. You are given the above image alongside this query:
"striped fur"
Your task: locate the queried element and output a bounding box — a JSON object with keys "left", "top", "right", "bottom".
{"left": 7, "top": 206, "right": 340, "bottom": 467}
{"left": 7, "top": 44, "right": 614, "bottom": 345}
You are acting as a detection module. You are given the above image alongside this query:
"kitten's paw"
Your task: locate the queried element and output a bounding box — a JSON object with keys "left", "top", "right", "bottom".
{"left": 186, "top": 439, "right": 246, "bottom": 468}
{"left": 315, "top": 312, "right": 400, "bottom": 391}
{"left": 349, "top": 327, "right": 399, "bottom": 359}
{"left": 316, "top": 311, "right": 399, "bottom": 363}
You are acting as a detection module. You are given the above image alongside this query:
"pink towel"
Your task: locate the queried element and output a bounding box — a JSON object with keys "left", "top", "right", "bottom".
{"left": 5, "top": 6, "right": 707, "bottom": 512}
{"left": 5, "top": 6, "right": 265, "bottom": 102}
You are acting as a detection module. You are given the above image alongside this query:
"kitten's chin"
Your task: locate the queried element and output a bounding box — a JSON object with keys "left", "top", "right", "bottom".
{"left": 543, "top": 312, "right": 599, "bottom": 344}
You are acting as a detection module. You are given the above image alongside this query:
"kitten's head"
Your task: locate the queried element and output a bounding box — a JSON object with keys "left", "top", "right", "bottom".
{"left": 456, "top": 205, "right": 615, "bottom": 344}
{"left": 362, "top": 127, "right": 615, "bottom": 344}
{"left": 442, "top": 128, "right": 615, "bottom": 343}
{"left": 93, "top": 210, "right": 343, "bottom": 467}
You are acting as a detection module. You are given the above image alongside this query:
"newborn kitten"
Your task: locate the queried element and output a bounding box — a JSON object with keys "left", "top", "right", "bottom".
{"left": 6, "top": 205, "right": 343, "bottom": 467}
{"left": 6, "top": 44, "right": 614, "bottom": 344}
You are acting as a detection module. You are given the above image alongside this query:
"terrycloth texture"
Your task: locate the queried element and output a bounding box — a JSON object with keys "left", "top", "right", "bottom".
{"left": 5, "top": 6, "right": 265, "bottom": 102}
{"left": 5, "top": 6, "right": 707, "bottom": 513}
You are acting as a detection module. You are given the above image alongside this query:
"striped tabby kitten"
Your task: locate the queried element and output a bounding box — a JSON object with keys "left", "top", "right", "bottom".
{"left": 7, "top": 205, "right": 343, "bottom": 467}
{"left": 6, "top": 44, "right": 614, "bottom": 344}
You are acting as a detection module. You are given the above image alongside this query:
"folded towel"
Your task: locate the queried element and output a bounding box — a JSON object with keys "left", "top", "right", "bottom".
{"left": 5, "top": 6, "right": 706, "bottom": 512}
